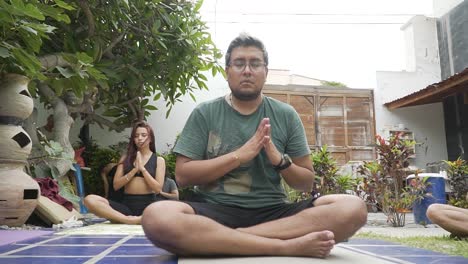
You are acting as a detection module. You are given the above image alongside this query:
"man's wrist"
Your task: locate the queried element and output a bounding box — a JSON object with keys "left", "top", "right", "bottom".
{"left": 274, "top": 154, "right": 292, "bottom": 171}
{"left": 274, "top": 154, "right": 283, "bottom": 168}
{"left": 232, "top": 152, "right": 241, "bottom": 166}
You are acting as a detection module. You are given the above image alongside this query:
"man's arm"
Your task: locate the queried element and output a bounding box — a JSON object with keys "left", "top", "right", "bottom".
{"left": 262, "top": 116, "right": 315, "bottom": 192}
{"left": 278, "top": 155, "right": 315, "bottom": 192}
{"left": 176, "top": 118, "right": 273, "bottom": 188}
{"left": 175, "top": 153, "right": 241, "bottom": 188}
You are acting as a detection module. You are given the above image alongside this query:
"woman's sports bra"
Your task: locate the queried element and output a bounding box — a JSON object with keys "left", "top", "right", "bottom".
{"left": 124, "top": 153, "right": 157, "bottom": 178}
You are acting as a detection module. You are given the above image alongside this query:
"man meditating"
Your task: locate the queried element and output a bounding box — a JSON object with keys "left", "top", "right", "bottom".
{"left": 142, "top": 33, "right": 367, "bottom": 258}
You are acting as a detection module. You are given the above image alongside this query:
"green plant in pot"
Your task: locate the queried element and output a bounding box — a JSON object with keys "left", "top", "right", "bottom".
{"left": 373, "top": 132, "right": 422, "bottom": 227}
{"left": 280, "top": 146, "right": 339, "bottom": 202}
{"left": 445, "top": 157, "right": 468, "bottom": 209}
{"left": 311, "top": 145, "right": 339, "bottom": 195}
{"left": 356, "top": 160, "right": 382, "bottom": 212}
{"left": 79, "top": 140, "right": 121, "bottom": 196}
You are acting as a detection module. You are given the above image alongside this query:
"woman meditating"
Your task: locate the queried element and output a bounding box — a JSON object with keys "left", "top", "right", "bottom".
{"left": 84, "top": 121, "right": 166, "bottom": 224}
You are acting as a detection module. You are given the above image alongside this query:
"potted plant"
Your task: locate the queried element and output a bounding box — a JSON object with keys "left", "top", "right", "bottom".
{"left": 356, "top": 161, "right": 382, "bottom": 212}
{"left": 358, "top": 133, "right": 424, "bottom": 227}
{"left": 311, "top": 145, "right": 339, "bottom": 195}
{"left": 445, "top": 157, "right": 468, "bottom": 209}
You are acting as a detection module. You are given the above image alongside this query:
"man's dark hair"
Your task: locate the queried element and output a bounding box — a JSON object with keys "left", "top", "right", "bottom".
{"left": 225, "top": 33, "right": 269, "bottom": 66}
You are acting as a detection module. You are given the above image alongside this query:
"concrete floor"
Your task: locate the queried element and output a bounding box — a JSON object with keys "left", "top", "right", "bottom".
{"left": 0, "top": 213, "right": 465, "bottom": 264}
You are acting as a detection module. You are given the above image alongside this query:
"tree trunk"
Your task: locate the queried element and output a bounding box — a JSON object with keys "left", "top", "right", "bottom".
{"left": 50, "top": 99, "right": 74, "bottom": 177}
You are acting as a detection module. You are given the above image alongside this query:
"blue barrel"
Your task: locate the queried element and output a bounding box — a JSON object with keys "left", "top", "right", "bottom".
{"left": 406, "top": 173, "right": 446, "bottom": 225}
{"left": 73, "top": 163, "right": 88, "bottom": 214}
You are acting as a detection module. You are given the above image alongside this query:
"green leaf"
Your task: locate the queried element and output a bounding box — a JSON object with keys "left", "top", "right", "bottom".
{"left": 156, "top": 38, "right": 168, "bottom": 50}
{"left": 28, "top": 81, "right": 37, "bottom": 97}
{"left": 23, "top": 3, "right": 46, "bottom": 20}
{"left": 50, "top": 79, "right": 64, "bottom": 95}
{"left": 86, "top": 67, "right": 107, "bottom": 80}
{"left": 19, "top": 25, "right": 37, "bottom": 35}
{"left": 153, "top": 93, "right": 161, "bottom": 101}
{"left": 56, "top": 66, "right": 75, "bottom": 78}
{"left": 19, "top": 28, "right": 42, "bottom": 53}
{"left": 24, "top": 22, "right": 56, "bottom": 34}
{"left": 0, "top": 47, "right": 11, "bottom": 58}
{"left": 37, "top": 3, "right": 71, "bottom": 23}
{"left": 103, "top": 108, "right": 123, "bottom": 117}
{"left": 76, "top": 52, "right": 93, "bottom": 64}
{"left": 11, "top": 47, "right": 42, "bottom": 74}
{"left": 53, "top": 0, "right": 75, "bottom": 11}
{"left": 211, "top": 65, "right": 217, "bottom": 76}
{"left": 189, "top": 92, "right": 196, "bottom": 102}
{"left": 0, "top": 10, "right": 14, "bottom": 23}
{"left": 145, "top": 105, "right": 157, "bottom": 111}
{"left": 165, "top": 106, "right": 172, "bottom": 118}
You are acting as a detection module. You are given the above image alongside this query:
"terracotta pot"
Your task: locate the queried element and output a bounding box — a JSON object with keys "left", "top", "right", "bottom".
{"left": 0, "top": 167, "right": 40, "bottom": 227}
{"left": 0, "top": 124, "right": 32, "bottom": 162}
{"left": 0, "top": 74, "right": 33, "bottom": 122}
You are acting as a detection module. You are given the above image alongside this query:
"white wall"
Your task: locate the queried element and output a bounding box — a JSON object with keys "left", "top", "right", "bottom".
{"left": 432, "top": 0, "right": 464, "bottom": 17}
{"left": 146, "top": 72, "right": 230, "bottom": 153}
{"left": 375, "top": 15, "right": 447, "bottom": 169}
{"left": 374, "top": 71, "right": 447, "bottom": 168}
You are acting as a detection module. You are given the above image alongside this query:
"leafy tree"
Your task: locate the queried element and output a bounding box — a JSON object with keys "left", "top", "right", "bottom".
{"left": 1, "top": 0, "right": 223, "bottom": 182}
{"left": 321, "top": 80, "right": 347, "bottom": 87}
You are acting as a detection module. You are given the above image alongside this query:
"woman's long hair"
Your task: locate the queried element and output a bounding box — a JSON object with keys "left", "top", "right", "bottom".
{"left": 123, "top": 121, "right": 156, "bottom": 170}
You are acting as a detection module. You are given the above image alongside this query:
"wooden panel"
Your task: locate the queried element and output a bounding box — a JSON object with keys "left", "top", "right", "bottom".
{"left": 264, "top": 91, "right": 376, "bottom": 165}
{"left": 290, "top": 95, "right": 313, "bottom": 113}
{"left": 349, "top": 149, "right": 375, "bottom": 161}
{"left": 330, "top": 152, "right": 347, "bottom": 166}
{"left": 346, "top": 97, "right": 372, "bottom": 146}
{"left": 299, "top": 115, "right": 316, "bottom": 145}
{"left": 347, "top": 125, "right": 369, "bottom": 146}
{"left": 319, "top": 97, "right": 344, "bottom": 147}
{"left": 266, "top": 93, "right": 287, "bottom": 103}
{"left": 290, "top": 95, "right": 315, "bottom": 145}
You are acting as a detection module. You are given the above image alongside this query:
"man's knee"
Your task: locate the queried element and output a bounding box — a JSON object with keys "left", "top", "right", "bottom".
{"left": 142, "top": 201, "right": 175, "bottom": 226}
{"left": 311, "top": 194, "right": 367, "bottom": 227}
{"left": 141, "top": 201, "right": 188, "bottom": 241}
{"left": 345, "top": 195, "right": 367, "bottom": 226}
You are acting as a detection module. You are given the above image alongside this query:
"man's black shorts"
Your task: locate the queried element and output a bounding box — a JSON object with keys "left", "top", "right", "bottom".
{"left": 184, "top": 197, "right": 319, "bottom": 228}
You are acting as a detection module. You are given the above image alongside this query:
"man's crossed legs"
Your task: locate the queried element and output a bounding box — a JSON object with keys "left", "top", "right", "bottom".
{"left": 141, "top": 194, "right": 367, "bottom": 258}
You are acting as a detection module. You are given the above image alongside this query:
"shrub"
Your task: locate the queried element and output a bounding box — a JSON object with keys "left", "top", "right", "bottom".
{"left": 445, "top": 157, "right": 468, "bottom": 208}
{"left": 358, "top": 133, "right": 424, "bottom": 227}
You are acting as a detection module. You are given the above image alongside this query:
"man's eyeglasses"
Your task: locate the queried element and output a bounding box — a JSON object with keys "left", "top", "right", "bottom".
{"left": 228, "top": 60, "right": 266, "bottom": 72}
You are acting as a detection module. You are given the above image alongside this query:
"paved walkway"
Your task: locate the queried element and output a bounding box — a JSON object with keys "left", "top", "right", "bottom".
{"left": 359, "top": 212, "right": 451, "bottom": 237}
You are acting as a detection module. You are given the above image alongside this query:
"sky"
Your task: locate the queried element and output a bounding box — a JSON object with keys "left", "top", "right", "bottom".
{"left": 199, "top": 0, "right": 434, "bottom": 88}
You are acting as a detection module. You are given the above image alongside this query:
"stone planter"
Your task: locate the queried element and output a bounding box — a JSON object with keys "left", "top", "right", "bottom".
{"left": 0, "top": 165, "right": 40, "bottom": 227}
{"left": 0, "top": 74, "right": 39, "bottom": 227}
{"left": 0, "top": 124, "right": 32, "bottom": 162}
{"left": 0, "top": 73, "right": 33, "bottom": 122}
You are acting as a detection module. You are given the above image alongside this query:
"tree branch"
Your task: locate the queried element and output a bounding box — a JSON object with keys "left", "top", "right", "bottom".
{"left": 103, "top": 31, "right": 126, "bottom": 57}
{"left": 75, "top": 0, "right": 95, "bottom": 37}
{"left": 116, "top": 95, "right": 139, "bottom": 106}
{"left": 37, "top": 83, "right": 59, "bottom": 105}
{"left": 128, "top": 102, "right": 137, "bottom": 118}
{"left": 88, "top": 113, "right": 127, "bottom": 132}
{"left": 39, "top": 54, "right": 69, "bottom": 70}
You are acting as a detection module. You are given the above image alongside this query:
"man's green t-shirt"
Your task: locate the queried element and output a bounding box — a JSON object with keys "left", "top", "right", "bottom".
{"left": 174, "top": 96, "right": 310, "bottom": 208}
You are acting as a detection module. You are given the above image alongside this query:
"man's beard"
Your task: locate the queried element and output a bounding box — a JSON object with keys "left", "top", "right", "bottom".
{"left": 231, "top": 89, "right": 262, "bottom": 101}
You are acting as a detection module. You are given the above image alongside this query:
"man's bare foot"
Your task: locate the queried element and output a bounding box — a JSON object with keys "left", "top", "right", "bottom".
{"left": 283, "top": 230, "right": 335, "bottom": 258}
